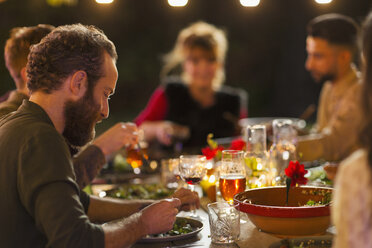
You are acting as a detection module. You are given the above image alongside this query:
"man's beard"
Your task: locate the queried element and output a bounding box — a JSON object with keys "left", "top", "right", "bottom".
{"left": 63, "top": 91, "right": 101, "bottom": 147}
{"left": 317, "top": 73, "right": 336, "bottom": 84}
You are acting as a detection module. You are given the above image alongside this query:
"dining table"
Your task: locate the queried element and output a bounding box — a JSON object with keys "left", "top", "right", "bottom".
{"left": 130, "top": 197, "right": 334, "bottom": 248}
{"left": 94, "top": 161, "right": 334, "bottom": 248}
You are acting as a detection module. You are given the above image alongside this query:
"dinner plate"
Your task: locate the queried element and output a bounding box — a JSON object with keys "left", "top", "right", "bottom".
{"left": 269, "top": 236, "right": 332, "bottom": 248}
{"left": 138, "top": 217, "right": 203, "bottom": 243}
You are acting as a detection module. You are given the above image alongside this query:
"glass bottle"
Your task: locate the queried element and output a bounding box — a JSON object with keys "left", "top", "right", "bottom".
{"left": 244, "top": 124, "right": 269, "bottom": 188}
{"left": 268, "top": 119, "right": 297, "bottom": 185}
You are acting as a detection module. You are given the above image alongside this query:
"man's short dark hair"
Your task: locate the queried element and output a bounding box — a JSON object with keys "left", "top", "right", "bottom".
{"left": 4, "top": 24, "right": 55, "bottom": 80}
{"left": 307, "top": 13, "right": 359, "bottom": 53}
{"left": 27, "top": 23, "right": 118, "bottom": 94}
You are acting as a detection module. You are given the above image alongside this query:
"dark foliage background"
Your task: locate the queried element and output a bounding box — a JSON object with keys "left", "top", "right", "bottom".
{"left": 0, "top": 0, "right": 371, "bottom": 134}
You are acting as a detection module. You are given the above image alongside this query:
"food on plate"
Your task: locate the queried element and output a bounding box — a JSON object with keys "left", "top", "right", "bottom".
{"left": 107, "top": 184, "right": 174, "bottom": 200}
{"left": 149, "top": 218, "right": 194, "bottom": 238}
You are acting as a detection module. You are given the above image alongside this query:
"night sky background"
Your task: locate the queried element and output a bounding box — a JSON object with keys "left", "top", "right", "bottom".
{"left": 0, "top": 0, "right": 371, "bottom": 135}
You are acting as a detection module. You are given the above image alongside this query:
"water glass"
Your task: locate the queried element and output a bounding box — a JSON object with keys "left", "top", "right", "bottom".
{"left": 160, "top": 158, "right": 180, "bottom": 188}
{"left": 207, "top": 202, "right": 240, "bottom": 244}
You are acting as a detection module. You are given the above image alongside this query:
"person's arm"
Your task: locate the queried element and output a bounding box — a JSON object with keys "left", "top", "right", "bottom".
{"left": 140, "top": 120, "right": 189, "bottom": 146}
{"left": 87, "top": 187, "right": 200, "bottom": 223}
{"left": 19, "top": 130, "right": 105, "bottom": 248}
{"left": 87, "top": 195, "right": 154, "bottom": 223}
{"left": 73, "top": 145, "right": 106, "bottom": 189}
{"left": 102, "top": 198, "right": 180, "bottom": 248}
{"left": 73, "top": 122, "right": 139, "bottom": 189}
{"left": 20, "top": 129, "right": 184, "bottom": 248}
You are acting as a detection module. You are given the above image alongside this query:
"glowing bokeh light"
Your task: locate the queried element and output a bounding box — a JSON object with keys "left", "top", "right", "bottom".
{"left": 240, "top": 0, "right": 260, "bottom": 7}
{"left": 315, "top": 0, "right": 332, "bottom": 4}
{"left": 168, "top": 0, "right": 188, "bottom": 7}
{"left": 96, "top": 0, "right": 114, "bottom": 4}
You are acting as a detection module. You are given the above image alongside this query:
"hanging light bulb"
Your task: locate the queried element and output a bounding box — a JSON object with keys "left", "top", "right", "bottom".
{"left": 240, "top": 0, "right": 260, "bottom": 7}
{"left": 168, "top": 0, "right": 188, "bottom": 7}
{"left": 315, "top": 0, "right": 332, "bottom": 4}
{"left": 96, "top": 0, "right": 114, "bottom": 4}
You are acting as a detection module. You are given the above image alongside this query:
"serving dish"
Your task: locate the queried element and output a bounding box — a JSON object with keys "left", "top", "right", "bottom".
{"left": 234, "top": 186, "right": 332, "bottom": 237}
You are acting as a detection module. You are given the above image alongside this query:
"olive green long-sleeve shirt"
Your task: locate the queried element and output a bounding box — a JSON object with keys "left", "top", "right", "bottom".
{"left": 0, "top": 100, "right": 104, "bottom": 247}
{"left": 0, "top": 91, "right": 106, "bottom": 189}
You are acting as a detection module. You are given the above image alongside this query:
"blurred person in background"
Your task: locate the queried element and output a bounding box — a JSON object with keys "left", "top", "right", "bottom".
{"left": 332, "top": 12, "right": 372, "bottom": 248}
{"left": 1, "top": 24, "right": 139, "bottom": 188}
{"left": 0, "top": 24, "right": 198, "bottom": 248}
{"left": 297, "top": 14, "right": 362, "bottom": 162}
{"left": 1, "top": 24, "right": 55, "bottom": 115}
{"left": 135, "top": 21, "right": 247, "bottom": 154}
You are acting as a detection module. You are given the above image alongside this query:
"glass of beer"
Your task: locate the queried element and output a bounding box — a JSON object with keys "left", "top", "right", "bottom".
{"left": 126, "top": 141, "right": 148, "bottom": 174}
{"left": 219, "top": 150, "right": 246, "bottom": 204}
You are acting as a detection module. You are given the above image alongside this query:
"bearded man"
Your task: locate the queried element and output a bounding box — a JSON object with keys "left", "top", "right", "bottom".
{"left": 0, "top": 24, "right": 198, "bottom": 247}
{"left": 1, "top": 24, "right": 144, "bottom": 189}
{"left": 297, "top": 14, "right": 363, "bottom": 162}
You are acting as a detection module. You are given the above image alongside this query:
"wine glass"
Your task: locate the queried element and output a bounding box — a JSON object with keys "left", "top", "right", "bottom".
{"left": 219, "top": 150, "right": 247, "bottom": 204}
{"left": 179, "top": 155, "right": 207, "bottom": 219}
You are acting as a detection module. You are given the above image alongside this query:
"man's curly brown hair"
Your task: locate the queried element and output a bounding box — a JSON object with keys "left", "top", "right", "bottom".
{"left": 26, "top": 23, "right": 117, "bottom": 94}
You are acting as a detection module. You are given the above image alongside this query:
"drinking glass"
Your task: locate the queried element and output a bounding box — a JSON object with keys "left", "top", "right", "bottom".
{"left": 269, "top": 119, "right": 297, "bottom": 185}
{"left": 208, "top": 202, "right": 240, "bottom": 244}
{"left": 160, "top": 158, "right": 180, "bottom": 189}
{"left": 179, "top": 155, "right": 207, "bottom": 218}
{"left": 126, "top": 141, "right": 148, "bottom": 174}
{"left": 219, "top": 150, "right": 246, "bottom": 204}
{"left": 245, "top": 125, "right": 271, "bottom": 188}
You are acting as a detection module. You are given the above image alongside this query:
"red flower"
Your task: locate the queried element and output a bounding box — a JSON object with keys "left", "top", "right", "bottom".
{"left": 285, "top": 161, "right": 308, "bottom": 187}
{"left": 229, "top": 138, "right": 246, "bottom": 151}
{"left": 202, "top": 145, "right": 224, "bottom": 160}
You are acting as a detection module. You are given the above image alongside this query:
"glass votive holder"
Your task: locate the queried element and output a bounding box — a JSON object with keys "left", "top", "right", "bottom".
{"left": 207, "top": 202, "right": 240, "bottom": 244}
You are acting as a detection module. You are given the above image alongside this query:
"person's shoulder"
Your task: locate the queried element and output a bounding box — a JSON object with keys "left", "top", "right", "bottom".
{"left": 1, "top": 109, "right": 60, "bottom": 139}
{"left": 162, "top": 76, "right": 185, "bottom": 88}
{"left": 162, "top": 76, "right": 188, "bottom": 95}
{"left": 217, "top": 85, "right": 241, "bottom": 101}
{"left": 0, "top": 103, "right": 18, "bottom": 117}
{"left": 339, "top": 149, "right": 369, "bottom": 174}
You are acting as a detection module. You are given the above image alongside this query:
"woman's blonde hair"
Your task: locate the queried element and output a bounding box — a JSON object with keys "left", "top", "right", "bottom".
{"left": 161, "top": 21, "right": 228, "bottom": 90}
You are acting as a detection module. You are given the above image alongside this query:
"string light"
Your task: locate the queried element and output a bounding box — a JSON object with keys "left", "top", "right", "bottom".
{"left": 240, "top": 0, "right": 260, "bottom": 7}
{"left": 315, "top": 0, "right": 332, "bottom": 4}
{"left": 168, "top": 0, "right": 188, "bottom": 7}
{"left": 96, "top": 0, "right": 114, "bottom": 4}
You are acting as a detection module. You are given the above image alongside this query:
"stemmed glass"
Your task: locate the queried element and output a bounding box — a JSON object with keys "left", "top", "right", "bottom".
{"left": 219, "top": 150, "right": 247, "bottom": 204}
{"left": 179, "top": 155, "right": 207, "bottom": 219}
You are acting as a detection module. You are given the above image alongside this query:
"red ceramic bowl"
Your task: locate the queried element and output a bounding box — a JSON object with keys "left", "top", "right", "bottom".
{"left": 234, "top": 186, "right": 332, "bottom": 237}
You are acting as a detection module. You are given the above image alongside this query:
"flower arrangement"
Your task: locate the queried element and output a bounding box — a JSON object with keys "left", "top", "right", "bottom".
{"left": 285, "top": 160, "right": 308, "bottom": 204}
{"left": 201, "top": 133, "right": 246, "bottom": 160}
{"left": 200, "top": 134, "right": 246, "bottom": 201}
